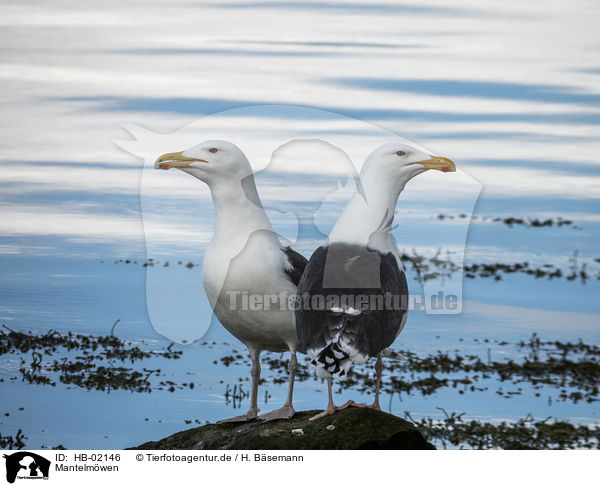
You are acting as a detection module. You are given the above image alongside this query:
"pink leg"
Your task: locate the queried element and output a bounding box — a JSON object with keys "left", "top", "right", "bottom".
{"left": 309, "top": 378, "right": 355, "bottom": 421}
{"left": 259, "top": 350, "right": 297, "bottom": 422}
{"left": 351, "top": 353, "right": 383, "bottom": 410}
{"left": 218, "top": 347, "right": 261, "bottom": 423}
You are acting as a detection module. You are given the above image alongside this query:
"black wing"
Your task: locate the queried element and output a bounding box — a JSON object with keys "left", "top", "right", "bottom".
{"left": 281, "top": 246, "right": 308, "bottom": 287}
{"left": 295, "top": 243, "right": 408, "bottom": 358}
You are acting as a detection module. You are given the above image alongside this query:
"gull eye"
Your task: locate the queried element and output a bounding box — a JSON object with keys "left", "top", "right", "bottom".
{"left": 209, "top": 147, "right": 218, "bottom": 153}
{"left": 396, "top": 150, "right": 407, "bottom": 157}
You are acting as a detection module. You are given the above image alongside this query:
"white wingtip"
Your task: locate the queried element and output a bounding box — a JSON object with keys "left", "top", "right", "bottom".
{"left": 330, "top": 306, "right": 362, "bottom": 316}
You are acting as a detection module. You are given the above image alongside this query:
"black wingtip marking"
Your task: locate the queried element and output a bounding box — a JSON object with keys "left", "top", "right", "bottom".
{"left": 281, "top": 246, "right": 308, "bottom": 287}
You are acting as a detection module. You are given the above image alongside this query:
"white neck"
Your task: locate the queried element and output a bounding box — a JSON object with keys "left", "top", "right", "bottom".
{"left": 329, "top": 168, "right": 410, "bottom": 250}
{"left": 200, "top": 171, "right": 281, "bottom": 308}
{"left": 209, "top": 175, "right": 275, "bottom": 250}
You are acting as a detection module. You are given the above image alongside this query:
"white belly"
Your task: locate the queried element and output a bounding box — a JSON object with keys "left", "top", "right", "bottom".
{"left": 202, "top": 231, "right": 300, "bottom": 352}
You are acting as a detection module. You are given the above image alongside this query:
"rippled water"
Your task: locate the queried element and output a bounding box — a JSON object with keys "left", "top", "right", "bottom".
{"left": 1, "top": 0, "right": 599, "bottom": 449}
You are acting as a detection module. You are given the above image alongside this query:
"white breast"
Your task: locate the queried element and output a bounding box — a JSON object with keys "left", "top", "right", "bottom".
{"left": 202, "top": 229, "right": 299, "bottom": 352}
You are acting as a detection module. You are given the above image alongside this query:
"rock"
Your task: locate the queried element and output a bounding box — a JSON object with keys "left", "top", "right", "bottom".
{"left": 131, "top": 408, "right": 435, "bottom": 450}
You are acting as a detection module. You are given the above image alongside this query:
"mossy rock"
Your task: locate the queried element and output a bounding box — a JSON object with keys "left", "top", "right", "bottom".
{"left": 132, "top": 408, "right": 435, "bottom": 450}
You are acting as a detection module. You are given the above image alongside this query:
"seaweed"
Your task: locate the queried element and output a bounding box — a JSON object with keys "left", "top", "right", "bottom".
{"left": 405, "top": 408, "right": 600, "bottom": 449}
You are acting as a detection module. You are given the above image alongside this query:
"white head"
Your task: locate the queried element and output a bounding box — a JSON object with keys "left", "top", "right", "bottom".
{"left": 361, "top": 142, "right": 455, "bottom": 188}
{"left": 328, "top": 143, "right": 455, "bottom": 247}
{"left": 154, "top": 140, "right": 252, "bottom": 185}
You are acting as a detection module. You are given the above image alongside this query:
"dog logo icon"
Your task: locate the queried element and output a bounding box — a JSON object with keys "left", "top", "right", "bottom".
{"left": 3, "top": 452, "right": 50, "bottom": 483}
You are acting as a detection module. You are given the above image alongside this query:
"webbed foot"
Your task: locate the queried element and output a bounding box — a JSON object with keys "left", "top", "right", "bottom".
{"left": 217, "top": 408, "right": 259, "bottom": 423}
{"left": 258, "top": 405, "right": 295, "bottom": 422}
{"left": 309, "top": 400, "right": 355, "bottom": 421}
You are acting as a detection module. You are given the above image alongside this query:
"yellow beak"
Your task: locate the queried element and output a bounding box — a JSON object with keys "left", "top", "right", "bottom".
{"left": 409, "top": 156, "right": 456, "bottom": 172}
{"left": 154, "top": 151, "right": 207, "bottom": 170}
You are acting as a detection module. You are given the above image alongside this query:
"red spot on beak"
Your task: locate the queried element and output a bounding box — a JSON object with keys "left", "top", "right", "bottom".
{"left": 441, "top": 166, "right": 452, "bottom": 173}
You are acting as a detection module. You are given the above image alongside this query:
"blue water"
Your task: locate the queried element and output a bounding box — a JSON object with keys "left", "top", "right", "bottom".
{"left": 1, "top": 0, "right": 599, "bottom": 449}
